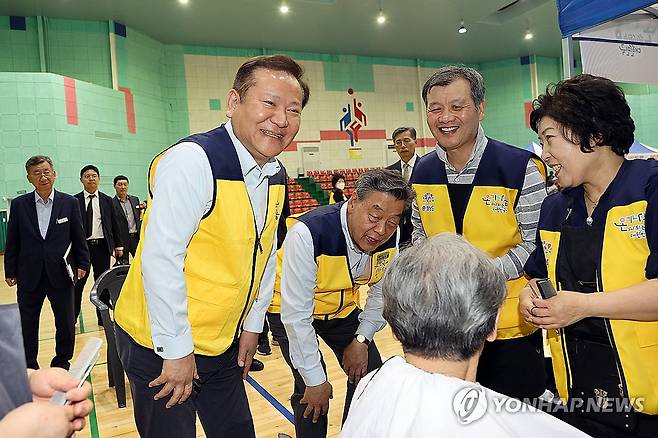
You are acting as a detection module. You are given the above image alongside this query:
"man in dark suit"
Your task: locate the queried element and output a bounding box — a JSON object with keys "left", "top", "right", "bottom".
{"left": 386, "top": 126, "right": 420, "bottom": 248}
{"left": 74, "top": 165, "right": 123, "bottom": 325}
{"left": 112, "top": 175, "right": 142, "bottom": 265}
{"left": 4, "top": 155, "right": 90, "bottom": 370}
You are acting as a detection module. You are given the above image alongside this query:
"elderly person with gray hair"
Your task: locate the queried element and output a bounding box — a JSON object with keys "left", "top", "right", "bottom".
{"left": 269, "top": 169, "right": 414, "bottom": 438}
{"left": 410, "top": 65, "right": 548, "bottom": 400}
{"left": 341, "top": 234, "right": 589, "bottom": 437}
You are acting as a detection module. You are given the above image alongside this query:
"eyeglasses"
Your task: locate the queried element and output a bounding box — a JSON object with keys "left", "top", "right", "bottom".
{"left": 394, "top": 138, "right": 415, "bottom": 146}
{"left": 30, "top": 170, "right": 53, "bottom": 178}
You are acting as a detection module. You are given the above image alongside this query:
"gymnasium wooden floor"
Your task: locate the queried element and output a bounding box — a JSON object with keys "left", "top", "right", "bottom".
{"left": 0, "top": 255, "right": 403, "bottom": 437}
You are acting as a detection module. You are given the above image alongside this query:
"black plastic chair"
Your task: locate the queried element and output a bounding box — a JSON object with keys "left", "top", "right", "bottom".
{"left": 89, "top": 264, "right": 130, "bottom": 408}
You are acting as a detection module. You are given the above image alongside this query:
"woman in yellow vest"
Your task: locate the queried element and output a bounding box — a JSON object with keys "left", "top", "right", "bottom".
{"left": 328, "top": 173, "right": 346, "bottom": 204}
{"left": 521, "top": 74, "right": 658, "bottom": 437}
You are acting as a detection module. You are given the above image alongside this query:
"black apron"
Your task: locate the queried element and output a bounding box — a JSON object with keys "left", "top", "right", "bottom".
{"left": 558, "top": 224, "right": 637, "bottom": 432}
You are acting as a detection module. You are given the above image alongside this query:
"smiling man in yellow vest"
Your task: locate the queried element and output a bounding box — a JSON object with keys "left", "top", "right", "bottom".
{"left": 268, "top": 169, "right": 414, "bottom": 438}
{"left": 113, "top": 55, "right": 310, "bottom": 438}
{"left": 410, "top": 66, "right": 548, "bottom": 401}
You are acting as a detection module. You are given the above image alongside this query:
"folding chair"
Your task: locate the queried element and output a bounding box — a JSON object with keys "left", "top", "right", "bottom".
{"left": 89, "top": 264, "right": 130, "bottom": 408}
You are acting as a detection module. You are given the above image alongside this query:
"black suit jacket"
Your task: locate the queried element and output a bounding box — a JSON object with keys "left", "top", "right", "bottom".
{"left": 75, "top": 191, "right": 122, "bottom": 255}
{"left": 386, "top": 157, "right": 418, "bottom": 248}
{"left": 4, "top": 190, "right": 90, "bottom": 292}
{"left": 112, "top": 194, "right": 142, "bottom": 246}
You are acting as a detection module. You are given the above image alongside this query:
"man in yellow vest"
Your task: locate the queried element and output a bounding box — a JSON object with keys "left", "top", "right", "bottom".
{"left": 268, "top": 169, "right": 414, "bottom": 438}
{"left": 113, "top": 55, "right": 310, "bottom": 438}
{"left": 410, "top": 66, "right": 548, "bottom": 401}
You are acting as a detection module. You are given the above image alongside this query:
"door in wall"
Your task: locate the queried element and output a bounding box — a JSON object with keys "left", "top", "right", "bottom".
{"left": 301, "top": 146, "right": 321, "bottom": 174}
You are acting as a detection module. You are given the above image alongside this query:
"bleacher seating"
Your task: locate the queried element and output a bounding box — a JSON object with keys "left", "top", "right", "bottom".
{"left": 306, "top": 167, "right": 380, "bottom": 204}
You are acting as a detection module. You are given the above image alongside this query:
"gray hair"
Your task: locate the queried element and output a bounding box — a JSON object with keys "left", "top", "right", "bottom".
{"left": 354, "top": 168, "right": 415, "bottom": 210}
{"left": 382, "top": 233, "right": 506, "bottom": 361}
{"left": 422, "top": 66, "right": 486, "bottom": 108}
{"left": 392, "top": 126, "right": 417, "bottom": 141}
{"left": 25, "top": 155, "right": 54, "bottom": 173}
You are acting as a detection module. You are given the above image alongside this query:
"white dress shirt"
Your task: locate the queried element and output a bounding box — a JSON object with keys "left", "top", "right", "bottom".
{"left": 280, "top": 202, "right": 397, "bottom": 386}
{"left": 141, "top": 120, "right": 280, "bottom": 360}
{"left": 84, "top": 190, "right": 104, "bottom": 239}
{"left": 341, "top": 357, "right": 590, "bottom": 438}
{"left": 34, "top": 190, "right": 54, "bottom": 239}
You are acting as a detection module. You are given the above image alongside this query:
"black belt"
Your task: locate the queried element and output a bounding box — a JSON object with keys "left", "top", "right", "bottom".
{"left": 87, "top": 238, "right": 105, "bottom": 245}
{"left": 129, "top": 232, "right": 138, "bottom": 238}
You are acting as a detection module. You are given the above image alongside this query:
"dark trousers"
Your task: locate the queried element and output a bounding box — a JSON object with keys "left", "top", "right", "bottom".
{"left": 117, "top": 233, "right": 139, "bottom": 265}
{"left": 17, "top": 273, "right": 75, "bottom": 370}
{"left": 258, "top": 315, "right": 270, "bottom": 346}
{"left": 268, "top": 310, "right": 382, "bottom": 438}
{"left": 477, "top": 329, "right": 546, "bottom": 400}
{"left": 74, "top": 238, "right": 110, "bottom": 322}
{"left": 115, "top": 325, "right": 255, "bottom": 438}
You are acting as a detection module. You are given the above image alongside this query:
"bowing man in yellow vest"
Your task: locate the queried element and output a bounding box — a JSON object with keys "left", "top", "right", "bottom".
{"left": 410, "top": 66, "right": 548, "bottom": 401}
{"left": 269, "top": 169, "right": 414, "bottom": 438}
{"left": 521, "top": 74, "right": 658, "bottom": 437}
{"left": 113, "top": 55, "right": 310, "bottom": 438}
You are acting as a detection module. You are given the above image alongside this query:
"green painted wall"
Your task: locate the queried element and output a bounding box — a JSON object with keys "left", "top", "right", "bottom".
{"left": 0, "top": 72, "right": 143, "bottom": 199}
{"left": 2, "top": 15, "right": 658, "bottom": 208}
{"left": 535, "top": 56, "right": 561, "bottom": 96}
{"left": 479, "top": 58, "right": 532, "bottom": 148}
{"left": 45, "top": 18, "right": 112, "bottom": 87}
{"left": 0, "top": 17, "right": 191, "bottom": 203}
{"left": 0, "top": 16, "right": 40, "bottom": 72}
{"left": 623, "top": 84, "right": 658, "bottom": 148}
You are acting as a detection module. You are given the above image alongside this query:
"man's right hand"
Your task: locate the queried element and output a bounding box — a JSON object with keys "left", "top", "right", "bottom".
{"left": 5, "top": 277, "right": 17, "bottom": 287}
{"left": 149, "top": 353, "right": 198, "bottom": 408}
{"left": 300, "top": 381, "right": 333, "bottom": 423}
{"left": 520, "top": 279, "right": 540, "bottom": 325}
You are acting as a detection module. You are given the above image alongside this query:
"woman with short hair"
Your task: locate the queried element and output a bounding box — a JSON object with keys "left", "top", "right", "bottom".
{"left": 521, "top": 74, "right": 658, "bottom": 437}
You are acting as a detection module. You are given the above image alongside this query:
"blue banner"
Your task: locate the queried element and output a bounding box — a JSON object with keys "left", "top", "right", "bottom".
{"left": 557, "top": 0, "right": 656, "bottom": 37}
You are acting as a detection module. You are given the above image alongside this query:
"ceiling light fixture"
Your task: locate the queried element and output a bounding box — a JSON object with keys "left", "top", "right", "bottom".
{"left": 524, "top": 29, "right": 534, "bottom": 40}
{"left": 458, "top": 20, "right": 467, "bottom": 34}
{"left": 279, "top": 2, "right": 290, "bottom": 14}
{"left": 377, "top": 10, "right": 386, "bottom": 24}
{"left": 178, "top": 0, "right": 189, "bottom": 4}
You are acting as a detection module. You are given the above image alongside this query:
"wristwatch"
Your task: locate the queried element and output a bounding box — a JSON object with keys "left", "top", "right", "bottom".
{"left": 354, "top": 334, "right": 370, "bottom": 345}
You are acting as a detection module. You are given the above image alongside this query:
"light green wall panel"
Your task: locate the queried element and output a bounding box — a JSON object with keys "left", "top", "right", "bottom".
{"left": 479, "top": 58, "right": 533, "bottom": 148}
{"left": 323, "top": 58, "right": 374, "bottom": 92}
{"left": 45, "top": 18, "right": 111, "bottom": 87}
{"left": 0, "top": 17, "right": 40, "bottom": 72}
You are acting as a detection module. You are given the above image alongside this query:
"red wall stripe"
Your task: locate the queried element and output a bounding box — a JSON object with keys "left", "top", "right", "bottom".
{"left": 287, "top": 140, "right": 321, "bottom": 152}
{"left": 118, "top": 86, "right": 136, "bottom": 134}
{"left": 63, "top": 77, "right": 78, "bottom": 125}
{"left": 415, "top": 137, "right": 437, "bottom": 148}
{"left": 320, "top": 129, "right": 387, "bottom": 141}
{"left": 524, "top": 101, "right": 533, "bottom": 129}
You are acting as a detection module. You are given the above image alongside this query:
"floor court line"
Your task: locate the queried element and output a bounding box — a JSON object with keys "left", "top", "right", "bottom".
{"left": 246, "top": 375, "right": 295, "bottom": 424}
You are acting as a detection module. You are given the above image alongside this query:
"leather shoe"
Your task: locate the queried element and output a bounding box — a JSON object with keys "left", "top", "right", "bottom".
{"left": 257, "top": 341, "right": 272, "bottom": 356}
{"left": 250, "top": 358, "right": 265, "bottom": 372}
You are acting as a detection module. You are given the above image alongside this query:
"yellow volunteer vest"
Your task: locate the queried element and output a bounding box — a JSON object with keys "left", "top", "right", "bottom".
{"left": 412, "top": 139, "right": 545, "bottom": 339}
{"left": 115, "top": 126, "right": 285, "bottom": 356}
{"left": 540, "top": 160, "right": 658, "bottom": 414}
{"left": 270, "top": 203, "right": 397, "bottom": 319}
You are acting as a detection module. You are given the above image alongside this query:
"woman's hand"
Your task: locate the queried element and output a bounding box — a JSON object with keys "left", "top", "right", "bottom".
{"left": 527, "top": 290, "right": 590, "bottom": 329}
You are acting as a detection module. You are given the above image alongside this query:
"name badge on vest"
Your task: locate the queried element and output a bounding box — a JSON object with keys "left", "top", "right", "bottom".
{"left": 374, "top": 251, "right": 391, "bottom": 276}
